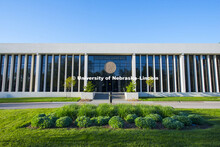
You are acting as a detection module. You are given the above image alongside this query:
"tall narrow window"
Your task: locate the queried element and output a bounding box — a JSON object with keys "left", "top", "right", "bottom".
{"left": 67, "top": 55, "right": 72, "bottom": 78}
{"left": 168, "top": 56, "right": 174, "bottom": 92}
{"left": 32, "top": 55, "right": 36, "bottom": 91}
{"left": 189, "top": 55, "right": 195, "bottom": 92}
{"left": 0, "top": 55, "right": 5, "bottom": 91}
{"left": 203, "top": 55, "right": 209, "bottom": 92}
{"left": 25, "top": 55, "right": 32, "bottom": 92}
{"left": 141, "top": 55, "right": 147, "bottom": 92}
{"left": 184, "top": 55, "right": 189, "bottom": 92}
{"left": 12, "top": 55, "right": 18, "bottom": 92}
{"left": 73, "top": 55, "right": 79, "bottom": 92}
{"left": 19, "top": 55, "right": 25, "bottom": 92}
{"left": 40, "top": 55, "right": 45, "bottom": 92}
{"left": 175, "top": 56, "right": 181, "bottom": 92}
{"left": 46, "top": 55, "right": 52, "bottom": 92}
{"left": 135, "top": 55, "right": 140, "bottom": 92}
{"left": 80, "top": 55, "right": 84, "bottom": 91}
{"left": 217, "top": 55, "right": 220, "bottom": 92}
{"left": 210, "top": 55, "right": 216, "bottom": 92}
{"left": 162, "top": 56, "right": 167, "bottom": 92}
{"left": 148, "top": 55, "right": 153, "bottom": 92}
{"left": 59, "top": 55, "right": 65, "bottom": 92}
{"left": 196, "top": 55, "right": 202, "bottom": 92}
{"left": 53, "top": 55, "right": 59, "bottom": 91}
{"left": 5, "top": 55, "right": 12, "bottom": 91}
{"left": 155, "top": 55, "right": 161, "bottom": 92}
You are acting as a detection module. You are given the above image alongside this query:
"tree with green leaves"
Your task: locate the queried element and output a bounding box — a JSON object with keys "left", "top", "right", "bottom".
{"left": 64, "top": 76, "right": 76, "bottom": 97}
{"left": 84, "top": 81, "right": 95, "bottom": 92}
{"left": 146, "top": 76, "right": 154, "bottom": 92}
{"left": 126, "top": 81, "right": 136, "bottom": 92}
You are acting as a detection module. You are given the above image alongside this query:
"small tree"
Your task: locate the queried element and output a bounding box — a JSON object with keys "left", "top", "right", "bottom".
{"left": 126, "top": 81, "right": 136, "bottom": 92}
{"left": 146, "top": 76, "right": 154, "bottom": 92}
{"left": 84, "top": 81, "right": 95, "bottom": 92}
{"left": 64, "top": 76, "right": 76, "bottom": 97}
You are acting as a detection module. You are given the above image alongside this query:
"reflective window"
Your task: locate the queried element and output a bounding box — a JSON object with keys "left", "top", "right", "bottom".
{"left": 46, "top": 55, "right": 52, "bottom": 92}
{"left": 141, "top": 55, "right": 147, "bottom": 92}
{"left": 203, "top": 55, "right": 209, "bottom": 92}
{"left": 40, "top": 55, "right": 45, "bottom": 92}
{"left": 19, "top": 55, "right": 25, "bottom": 92}
{"left": 135, "top": 55, "right": 140, "bottom": 92}
{"left": 32, "top": 55, "right": 36, "bottom": 91}
{"left": 12, "top": 55, "right": 18, "bottom": 92}
{"left": 196, "top": 56, "right": 202, "bottom": 92}
{"left": 0, "top": 55, "right": 5, "bottom": 91}
{"left": 210, "top": 55, "right": 216, "bottom": 92}
{"left": 175, "top": 56, "right": 181, "bottom": 92}
{"left": 67, "top": 55, "right": 72, "bottom": 77}
{"left": 189, "top": 55, "right": 195, "bottom": 92}
{"left": 169, "top": 55, "right": 174, "bottom": 92}
{"left": 162, "top": 56, "right": 167, "bottom": 92}
{"left": 148, "top": 55, "right": 153, "bottom": 92}
{"left": 59, "top": 55, "right": 65, "bottom": 92}
{"left": 73, "top": 55, "right": 79, "bottom": 92}
{"left": 53, "top": 55, "right": 59, "bottom": 92}
{"left": 25, "top": 55, "right": 32, "bottom": 92}
{"left": 184, "top": 55, "right": 189, "bottom": 92}
{"left": 80, "top": 55, "right": 84, "bottom": 91}
{"left": 5, "top": 55, "right": 12, "bottom": 91}
{"left": 155, "top": 55, "right": 161, "bottom": 92}
{"left": 217, "top": 55, "right": 220, "bottom": 92}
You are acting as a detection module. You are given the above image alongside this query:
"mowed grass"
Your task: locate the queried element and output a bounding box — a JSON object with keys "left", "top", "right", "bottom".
{"left": 0, "top": 97, "right": 81, "bottom": 103}
{"left": 0, "top": 108, "right": 220, "bottom": 146}
{"left": 139, "top": 96, "right": 220, "bottom": 101}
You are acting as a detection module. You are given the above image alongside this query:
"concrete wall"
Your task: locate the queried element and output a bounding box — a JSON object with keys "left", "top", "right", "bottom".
{"left": 139, "top": 92, "right": 220, "bottom": 97}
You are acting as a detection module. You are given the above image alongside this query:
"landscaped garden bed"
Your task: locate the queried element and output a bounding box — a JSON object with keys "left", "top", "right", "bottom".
{"left": 30, "top": 104, "right": 209, "bottom": 130}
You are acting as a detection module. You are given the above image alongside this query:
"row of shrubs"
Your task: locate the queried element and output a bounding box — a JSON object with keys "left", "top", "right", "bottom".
{"left": 31, "top": 104, "right": 205, "bottom": 130}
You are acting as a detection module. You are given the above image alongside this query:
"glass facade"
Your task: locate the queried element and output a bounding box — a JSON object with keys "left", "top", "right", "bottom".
{"left": 210, "top": 55, "right": 216, "bottom": 92}
{"left": 203, "top": 55, "right": 209, "bottom": 92}
{"left": 175, "top": 55, "right": 181, "bottom": 92}
{"left": 12, "top": 55, "right": 18, "bottom": 92}
{"left": 217, "top": 55, "right": 220, "bottom": 92}
{"left": 46, "top": 55, "right": 52, "bottom": 92}
{"left": 162, "top": 56, "right": 168, "bottom": 92}
{"left": 18, "top": 55, "right": 25, "bottom": 92}
{"left": 196, "top": 55, "right": 202, "bottom": 92}
{"left": 155, "top": 55, "right": 160, "bottom": 92}
{"left": 53, "top": 55, "right": 59, "bottom": 92}
{"left": 25, "top": 55, "right": 32, "bottom": 92}
{"left": 5, "top": 55, "right": 12, "bottom": 91}
{"left": 32, "top": 55, "right": 36, "bottom": 92}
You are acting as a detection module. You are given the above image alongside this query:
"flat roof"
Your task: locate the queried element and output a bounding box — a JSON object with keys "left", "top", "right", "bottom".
{"left": 0, "top": 43, "right": 220, "bottom": 54}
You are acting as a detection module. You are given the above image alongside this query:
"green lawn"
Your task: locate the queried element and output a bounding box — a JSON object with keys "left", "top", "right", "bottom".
{"left": 0, "top": 97, "right": 81, "bottom": 103}
{"left": 0, "top": 108, "right": 220, "bottom": 146}
{"left": 139, "top": 96, "right": 220, "bottom": 101}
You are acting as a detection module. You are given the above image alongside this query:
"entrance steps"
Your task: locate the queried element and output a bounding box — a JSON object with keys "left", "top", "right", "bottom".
{"left": 94, "top": 92, "right": 125, "bottom": 99}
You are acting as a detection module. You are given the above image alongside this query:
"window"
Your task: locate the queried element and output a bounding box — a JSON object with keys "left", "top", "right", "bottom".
{"left": 141, "top": 55, "right": 147, "bottom": 92}
{"left": 32, "top": 55, "right": 36, "bottom": 91}
{"left": 59, "top": 55, "right": 65, "bottom": 92}
{"left": 203, "top": 55, "right": 209, "bottom": 92}
{"left": 53, "top": 55, "right": 59, "bottom": 92}
{"left": 148, "top": 55, "right": 153, "bottom": 92}
{"left": 196, "top": 56, "right": 202, "bottom": 92}
{"left": 73, "top": 55, "right": 79, "bottom": 92}
{"left": 155, "top": 55, "right": 160, "bottom": 92}
{"left": 25, "top": 55, "right": 32, "bottom": 92}
{"left": 175, "top": 56, "right": 181, "bottom": 92}
{"left": 162, "top": 56, "right": 167, "bottom": 92}
{"left": 189, "top": 55, "right": 195, "bottom": 92}
{"left": 40, "top": 55, "right": 45, "bottom": 92}
{"left": 46, "top": 55, "right": 52, "bottom": 92}
{"left": 169, "top": 55, "right": 174, "bottom": 92}
{"left": 135, "top": 55, "right": 140, "bottom": 92}
{"left": 5, "top": 55, "right": 12, "bottom": 91}
{"left": 0, "top": 55, "right": 5, "bottom": 91}
{"left": 217, "top": 55, "right": 220, "bottom": 92}
{"left": 12, "top": 55, "right": 18, "bottom": 92}
{"left": 67, "top": 55, "right": 72, "bottom": 78}
{"left": 210, "top": 55, "right": 216, "bottom": 92}
{"left": 19, "top": 55, "right": 25, "bottom": 92}
{"left": 80, "top": 55, "right": 84, "bottom": 91}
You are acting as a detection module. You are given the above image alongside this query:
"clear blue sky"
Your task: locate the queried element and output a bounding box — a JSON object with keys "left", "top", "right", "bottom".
{"left": 0, "top": 0, "right": 219, "bottom": 43}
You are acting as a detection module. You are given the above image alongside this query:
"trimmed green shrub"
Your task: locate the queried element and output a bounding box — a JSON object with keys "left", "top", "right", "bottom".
{"left": 159, "top": 106, "right": 177, "bottom": 118}
{"left": 178, "top": 112, "right": 189, "bottom": 116}
{"left": 146, "top": 114, "right": 162, "bottom": 122}
{"left": 54, "top": 104, "right": 79, "bottom": 120}
{"left": 116, "top": 104, "right": 138, "bottom": 118}
{"left": 75, "top": 116, "right": 92, "bottom": 128}
{"left": 188, "top": 114, "right": 204, "bottom": 125}
{"left": 125, "top": 114, "right": 138, "bottom": 123}
{"left": 31, "top": 114, "right": 53, "bottom": 128}
{"left": 96, "top": 104, "right": 117, "bottom": 117}
{"left": 162, "top": 117, "right": 184, "bottom": 130}
{"left": 171, "top": 115, "right": 192, "bottom": 126}
{"left": 91, "top": 116, "right": 110, "bottom": 126}
{"left": 77, "top": 104, "right": 97, "bottom": 118}
{"left": 135, "top": 117, "right": 156, "bottom": 129}
{"left": 56, "top": 116, "right": 73, "bottom": 128}
{"left": 47, "top": 113, "right": 58, "bottom": 123}
{"left": 109, "top": 116, "right": 124, "bottom": 128}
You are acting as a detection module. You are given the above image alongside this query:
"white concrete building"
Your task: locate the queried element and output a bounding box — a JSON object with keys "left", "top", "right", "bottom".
{"left": 0, "top": 43, "right": 220, "bottom": 98}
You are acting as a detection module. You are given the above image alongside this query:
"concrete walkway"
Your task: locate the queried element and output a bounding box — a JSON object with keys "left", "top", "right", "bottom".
{"left": 1, "top": 99, "right": 220, "bottom": 109}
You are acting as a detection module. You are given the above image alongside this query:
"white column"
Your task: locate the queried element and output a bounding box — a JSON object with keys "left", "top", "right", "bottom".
{"left": 64, "top": 55, "right": 67, "bottom": 92}
{"left": 207, "top": 55, "right": 212, "bottom": 92}
{"left": 179, "top": 54, "right": 186, "bottom": 92}
{"left": 214, "top": 55, "right": 219, "bottom": 92}
{"left": 1, "top": 55, "right": 7, "bottom": 92}
{"left": 173, "top": 55, "right": 177, "bottom": 92}
{"left": 8, "top": 55, "right": 14, "bottom": 92}
{"left": 153, "top": 55, "right": 156, "bottom": 92}
{"left": 187, "top": 55, "right": 191, "bottom": 92}
{"left": 57, "top": 55, "right": 61, "bottom": 92}
{"left": 78, "top": 55, "right": 81, "bottom": 92}
{"left": 146, "top": 55, "right": 149, "bottom": 92}
{"left": 16, "top": 55, "right": 21, "bottom": 92}
{"left": 200, "top": 55, "right": 205, "bottom": 92}
{"left": 84, "top": 53, "right": 88, "bottom": 87}
{"left": 29, "top": 54, "right": 34, "bottom": 92}
{"left": 160, "top": 55, "right": 163, "bottom": 92}
{"left": 50, "top": 55, "right": 54, "bottom": 92}
{"left": 193, "top": 55, "right": 198, "bottom": 92}
{"left": 71, "top": 55, "right": 74, "bottom": 92}
{"left": 35, "top": 54, "right": 41, "bottom": 92}
{"left": 140, "top": 55, "right": 142, "bottom": 92}
{"left": 167, "top": 55, "right": 170, "bottom": 92}
{"left": 43, "top": 55, "right": 47, "bottom": 92}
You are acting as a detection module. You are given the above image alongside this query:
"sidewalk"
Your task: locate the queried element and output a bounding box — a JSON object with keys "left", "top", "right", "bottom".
{"left": 1, "top": 99, "right": 220, "bottom": 109}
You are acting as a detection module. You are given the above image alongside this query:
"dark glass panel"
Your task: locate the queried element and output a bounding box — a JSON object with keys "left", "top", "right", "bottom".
{"left": 210, "top": 55, "right": 216, "bottom": 92}
{"left": 19, "top": 55, "right": 25, "bottom": 92}
{"left": 32, "top": 55, "right": 36, "bottom": 91}
{"left": 25, "top": 55, "right": 32, "bottom": 92}
{"left": 67, "top": 55, "right": 72, "bottom": 78}
{"left": 155, "top": 55, "right": 161, "bottom": 92}
{"left": 168, "top": 55, "right": 174, "bottom": 92}
{"left": 203, "top": 55, "right": 209, "bottom": 92}
{"left": 148, "top": 55, "right": 153, "bottom": 92}
{"left": 141, "top": 55, "right": 147, "bottom": 92}
{"left": 5, "top": 55, "right": 12, "bottom": 91}
{"left": 184, "top": 55, "right": 189, "bottom": 92}
{"left": 196, "top": 56, "right": 202, "bottom": 92}
{"left": 46, "top": 55, "right": 52, "bottom": 92}
{"left": 189, "top": 55, "right": 195, "bottom": 92}
{"left": 53, "top": 55, "right": 59, "bottom": 91}
{"left": 217, "top": 55, "right": 220, "bottom": 92}
{"left": 40, "top": 55, "right": 45, "bottom": 92}
{"left": 136, "top": 55, "right": 140, "bottom": 92}
{"left": 59, "top": 55, "right": 66, "bottom": 92}
{"left": 73, "top": 55, "right": 79, "bottom": 92}
{"left": 12, "top": 55, "right": 18, "bottom": 92}
{"left": 0, "top": 55, "right": 5, "bottom": 91}
{"left": 175, "top": 56, "right": 181, "bottom": 92}
{"left": 80, "top": 55, "right": 84, "bottom": 91}
{"left": 162, "top": 56, "right": 167, "bottom": 92}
